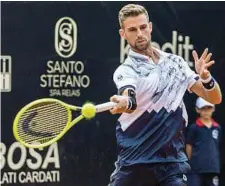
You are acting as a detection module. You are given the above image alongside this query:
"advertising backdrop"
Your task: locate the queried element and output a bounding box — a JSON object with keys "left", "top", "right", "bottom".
{"left": 1, "top": 2, "right": 225, "bottom": 186}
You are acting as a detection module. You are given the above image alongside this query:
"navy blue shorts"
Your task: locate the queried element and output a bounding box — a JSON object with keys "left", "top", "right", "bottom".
{"left": 187, "top": 173, "right": 219, "bottom": 186}
{"left": 108, "top": 162, "right": 190, "bottom": 186}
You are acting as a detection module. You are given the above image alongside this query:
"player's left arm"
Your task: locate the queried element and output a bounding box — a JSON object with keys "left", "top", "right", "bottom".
{"left": 190, "top": 48, "right": 222, "bottom": 104}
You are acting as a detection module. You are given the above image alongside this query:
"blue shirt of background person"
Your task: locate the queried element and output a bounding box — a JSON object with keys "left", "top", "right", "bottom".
{"left": 186, "top": 97, "right": 221, "bottom": 186}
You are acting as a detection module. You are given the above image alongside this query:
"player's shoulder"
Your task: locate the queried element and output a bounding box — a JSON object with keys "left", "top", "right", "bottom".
{"left": 113, "top": 58, "right": 137, "bottom": 76}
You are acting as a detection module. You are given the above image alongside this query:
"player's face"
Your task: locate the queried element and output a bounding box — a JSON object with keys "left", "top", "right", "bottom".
{"left": 197, "top": 106, "right": 215, "bottom": 119}
{"left": 120, "top": 14, "right": 152, "bottom": 52}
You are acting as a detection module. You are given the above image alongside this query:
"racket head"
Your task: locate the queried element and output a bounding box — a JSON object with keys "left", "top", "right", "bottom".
{"left": 13, "top": 98, "right": 73, "bottom": 148}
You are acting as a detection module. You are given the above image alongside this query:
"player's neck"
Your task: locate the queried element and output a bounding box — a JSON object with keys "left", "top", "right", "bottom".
{"left": 145, "top": 47, "right": 159, "bottom": 64}
{"left": 200, "top": 117, "right": 212, "bottom": 128}
{"left": 132, "top": 45, "right": 159, "bottom": 64}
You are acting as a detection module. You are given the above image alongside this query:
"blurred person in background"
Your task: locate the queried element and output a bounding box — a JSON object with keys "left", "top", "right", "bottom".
{"left": 186, "top": 97, "right": 221, "bottom": 186}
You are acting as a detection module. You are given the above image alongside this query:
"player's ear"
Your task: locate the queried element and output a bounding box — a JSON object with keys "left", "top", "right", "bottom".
{"left": 149, "top": 22, "right": 152, "bottom": 32}
{"left": 119, "top": 28, "right": 125, "bottom": 39}
{"left": 196, "top": 107, "right": 200, "bottom": 114}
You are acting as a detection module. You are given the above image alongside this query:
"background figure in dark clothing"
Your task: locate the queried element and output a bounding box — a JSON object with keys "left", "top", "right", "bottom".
{"left": 186, "top": 97, "right": 221, "bottom": 186}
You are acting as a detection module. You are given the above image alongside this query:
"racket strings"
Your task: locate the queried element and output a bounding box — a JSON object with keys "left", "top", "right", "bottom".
{"left": 17, "top": 102, "right": 69, "bottom": 144}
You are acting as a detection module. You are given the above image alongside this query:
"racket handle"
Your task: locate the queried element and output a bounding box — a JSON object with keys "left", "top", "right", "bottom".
{"left": 95, "top": 102, "right": 117, "bottom": 113}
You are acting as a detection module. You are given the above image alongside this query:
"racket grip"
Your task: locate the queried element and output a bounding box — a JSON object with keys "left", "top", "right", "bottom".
{"left": 95, "top": 102, "right": 117, "bottom": 113}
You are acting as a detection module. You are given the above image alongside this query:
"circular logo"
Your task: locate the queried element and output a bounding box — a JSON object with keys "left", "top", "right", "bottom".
{"left": 117, "top": 74, "right": 123, "bottom": 81}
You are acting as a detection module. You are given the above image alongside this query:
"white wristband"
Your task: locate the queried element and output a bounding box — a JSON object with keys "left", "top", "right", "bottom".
{"left": 201, "top": 75, "right": 212, "bottom": 83}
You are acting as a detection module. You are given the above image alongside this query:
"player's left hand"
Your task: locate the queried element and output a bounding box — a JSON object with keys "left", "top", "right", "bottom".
{"left": 110, "top": 95, "right": 128, "bottom": 114}
{"left": 192, "top": 48, "right": 215, "bottom": 80}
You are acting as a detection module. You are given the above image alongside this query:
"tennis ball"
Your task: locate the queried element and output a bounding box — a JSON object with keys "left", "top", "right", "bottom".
{"left": 82, "top": 103, "right": 96, "bottom": 119}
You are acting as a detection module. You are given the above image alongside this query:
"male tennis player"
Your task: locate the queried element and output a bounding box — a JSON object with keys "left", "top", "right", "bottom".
{"left": 108, "top": 4, "right": 222, "bottom": 186}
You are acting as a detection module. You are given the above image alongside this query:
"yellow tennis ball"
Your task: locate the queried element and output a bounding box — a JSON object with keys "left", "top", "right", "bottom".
{"left": 82, "top": 103, "right": 96, "bottom": 119}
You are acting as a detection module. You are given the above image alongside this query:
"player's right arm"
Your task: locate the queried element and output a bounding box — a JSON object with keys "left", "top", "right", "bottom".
{"left": 110, "top": 65, "right": 138, "bottom": 115}
{"left": 110, "top": 88, "right": 137, "bottom": 114}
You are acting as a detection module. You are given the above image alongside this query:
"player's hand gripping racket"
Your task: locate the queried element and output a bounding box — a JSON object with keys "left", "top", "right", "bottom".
{"left": 13, "top": 98, "right": 116, "bottom": 149}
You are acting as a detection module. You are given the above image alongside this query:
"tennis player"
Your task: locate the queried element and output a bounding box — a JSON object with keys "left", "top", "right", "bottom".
{"left": 108, "top": 4, "right": 222, "bottom": 186}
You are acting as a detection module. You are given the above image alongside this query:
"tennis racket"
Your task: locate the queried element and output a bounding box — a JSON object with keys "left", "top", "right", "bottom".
{"left": 13, "top": 98, "right": 116, "bottom": 149}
